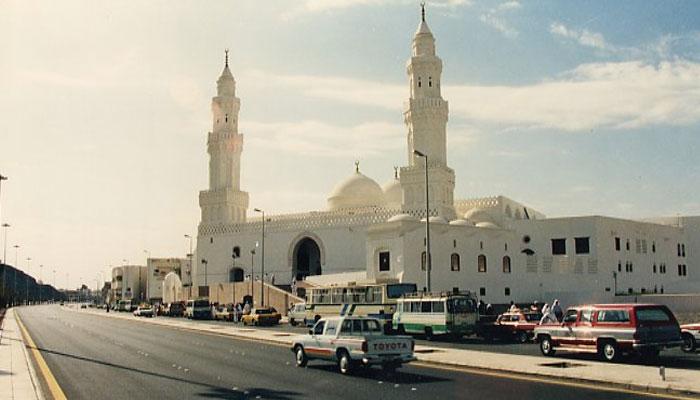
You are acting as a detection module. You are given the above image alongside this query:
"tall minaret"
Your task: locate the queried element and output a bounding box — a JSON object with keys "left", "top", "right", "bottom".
{"left": 400, "top": 4, "right": 456, "bottom": 219}
{"left": 199, "top": 50, "right": 249, "bottom": 225}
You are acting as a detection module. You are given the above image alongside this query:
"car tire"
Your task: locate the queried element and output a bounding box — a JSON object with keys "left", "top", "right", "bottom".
{"left": 290, "top": 319, "right": 297, "bottom": 327}
{"left": 338, "top": 351, "right": 353, "bottom": 375}
{"left": 539, "top": 336, "right": 555, "bottom": 356}
{"left": 516, "top": 331, "right": 529, "bottom": 344}
{"left": 295, "top": 346, "right": 308, "bottom": 367}
{"left": 599, "top": 341, "right": 619, "bottom": 362}
{"left": 681, "top": 332, "right": 696, "bottom": 353}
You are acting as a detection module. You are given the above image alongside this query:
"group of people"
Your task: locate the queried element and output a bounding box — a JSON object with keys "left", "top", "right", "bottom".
{"left": 478, "top": 299, "right": 565, "bottom": 325}
{"left": 212, "top": 301, "right": 252, "bottom": 322}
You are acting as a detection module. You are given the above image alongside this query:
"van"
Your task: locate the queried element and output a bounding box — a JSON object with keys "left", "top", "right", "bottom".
{"left": 185, "top": 299, "right": 211, "bottom": 320}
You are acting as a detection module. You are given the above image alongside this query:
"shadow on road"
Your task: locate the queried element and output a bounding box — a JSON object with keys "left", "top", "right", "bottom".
{"left": 305, "top": 363, "right": 449, "bottom": 385}
{"left": 197, "top": 387, "right": 300, "bottom": 400}
{"left": 541, "top": 351, "right": 700, "bottom": 369}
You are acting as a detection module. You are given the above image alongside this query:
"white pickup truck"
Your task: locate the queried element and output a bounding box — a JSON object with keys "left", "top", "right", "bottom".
{"left": 291, "top": 316, "right": 416, "bottom": 374}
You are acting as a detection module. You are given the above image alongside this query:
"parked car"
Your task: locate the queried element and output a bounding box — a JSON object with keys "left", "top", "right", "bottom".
{"left": 291, "top": 316, "right": 416, "bottom": 374}
{"left": 184, "top": 299, "right": 212, "bottom": 320}
{"left": 133, "top": 304, "right": 154, "bottom": 318}
{"left": 166, "top": 302, "right": 186, "bottom": 317}
{"left": 477, "top": 310, "right": 542, "bottom": 343}
{"left": 681, "top": 322, "right": 700, "bottom": 353}
{"left": 214, "top": 304, "right": 235, "bottom": 321}
{"left": 241, "top": 307, "right": 281, "bottom": 326}
{"left": 534, "top": 303, "right": 683, "bottom": 361}
{"left": 288, "top": 303, "right": 306, "bottom": 327}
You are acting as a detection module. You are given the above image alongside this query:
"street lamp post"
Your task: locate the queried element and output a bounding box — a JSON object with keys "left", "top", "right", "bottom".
{"left": 413, "top": 150, "right": 431, "bottom": 292}
{"left": 250, "top": 249, "right": 255, "bottom": 303}
{"left": 253, "top": 208, "right": 266, "bottom": 306}
{"left": 185, "top": 234, "right": 193, "bottom": 287}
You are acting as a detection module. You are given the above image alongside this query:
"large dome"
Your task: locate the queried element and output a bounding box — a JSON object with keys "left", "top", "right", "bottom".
{"left": 328, "top": 170, "right": 386, "bottom": 211}
{"left": 382, "top": 178, "right": 402, "bottom": 209}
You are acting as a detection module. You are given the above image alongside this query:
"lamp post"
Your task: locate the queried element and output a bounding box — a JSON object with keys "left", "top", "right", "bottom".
{"left": 184, "top": 234, "right": 193, "bottom": 286}
{"left": 253, "top": 208, "right": 266, "bottom": 306}
{"left": 250, "top": 249, "right": 255, "bottom": 303}
{"left": 613, "top": 271, "right": 618, "bottom": 296}
{"left": 413, "top": 149, "right": 431, "bottom": 292}
{"left": 201, "top": 258, "right": 208, "bottom": 287}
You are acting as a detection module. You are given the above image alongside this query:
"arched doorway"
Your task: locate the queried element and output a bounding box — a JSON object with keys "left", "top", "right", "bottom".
{"left": 229, "top": 267, "right": 244, "bottom": 282}
{"left": 293, "top": 237, "right": 322, "bottom": 280}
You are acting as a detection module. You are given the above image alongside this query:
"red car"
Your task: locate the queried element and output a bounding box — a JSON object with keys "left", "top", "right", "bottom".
{"left": 534, "top": 303, "right": 683, "bottom": 361}
{"left": 478, "top": 310, "right": 542, "bottom": 343}
{"left": 681, "top": 323, "right": 700, "bottom": 353}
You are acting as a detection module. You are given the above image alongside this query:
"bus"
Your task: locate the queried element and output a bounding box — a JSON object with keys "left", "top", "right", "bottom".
{"left": 392, "top": 291, "right": 478, "bottom": 340}
{"left": 304, "top": 282, "right": 418, "bottom": 328}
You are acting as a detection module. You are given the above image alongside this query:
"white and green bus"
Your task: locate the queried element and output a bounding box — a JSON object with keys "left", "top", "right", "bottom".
{"left": 392, "top": 291, "right": 478, "bottom": 339}
{"left": 304, "top": 282, "right": 418, "bottom": 328}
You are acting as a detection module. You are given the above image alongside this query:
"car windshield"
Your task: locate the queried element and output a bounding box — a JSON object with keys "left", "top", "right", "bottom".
{"left": 448, "top": 297, "right": 476, "bottom": 313}
{"left": 194, "top": 301, "right": 209, "bottom": 307}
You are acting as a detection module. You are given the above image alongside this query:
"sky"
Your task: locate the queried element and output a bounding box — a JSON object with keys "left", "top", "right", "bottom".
{"left": 1, "top": 0, "right": 699, "bottom": 290}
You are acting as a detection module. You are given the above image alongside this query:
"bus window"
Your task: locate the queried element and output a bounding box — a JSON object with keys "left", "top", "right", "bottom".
{"left": 421, "top": 301, "right": 432, "bottom": 313}
{"left": 449, "top": 298, "right": 474, "bottom": 314}
{"left": 411, "top": 301, "right": 421, "bottom": 313}
{"left": 433, "top": 301, "right": 445, "bottom": 313}
{"left": 387, "top": 284, "right": 418, "bottom": 299}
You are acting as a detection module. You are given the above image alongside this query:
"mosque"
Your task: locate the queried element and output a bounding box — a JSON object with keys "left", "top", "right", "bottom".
{"left": 194, "top": 6, "right": 698, "bottom": 305}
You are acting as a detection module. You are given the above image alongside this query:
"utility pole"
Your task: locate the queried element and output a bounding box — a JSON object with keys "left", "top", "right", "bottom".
{"left": 254, "top": 209, "right": 266, "bottom": 306}
{"left": 413, "top": 150, "right": 431, "bottom": 291}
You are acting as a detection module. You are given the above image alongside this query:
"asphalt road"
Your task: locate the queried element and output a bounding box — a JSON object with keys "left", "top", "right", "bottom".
{"left": 163, "top": 312, "right": 700, "bottom": 370}
{"left": 17, "top": 305, "right": 668, "bottom": 399}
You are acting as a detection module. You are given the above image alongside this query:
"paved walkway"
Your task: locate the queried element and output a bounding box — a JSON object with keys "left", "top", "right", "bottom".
{"left": 0, "top": 308, "right": 42, "bottom": 400}
{"left": 73, "top": 306, "right": 700, "bottom": 397}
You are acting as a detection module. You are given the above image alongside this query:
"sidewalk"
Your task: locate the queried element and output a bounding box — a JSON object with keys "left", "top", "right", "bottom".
{"left": 0, "top": 308, "right": 42, "bottom": 400}
{"left": 78, "top": 307, "right": 700, "bottom": 398}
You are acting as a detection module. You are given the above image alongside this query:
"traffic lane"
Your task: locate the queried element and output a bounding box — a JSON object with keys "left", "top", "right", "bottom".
{"left": 23, "top": 305, "right": 658, "bottom": 400}
{"left": 155, "top": 313, "right": 700, "bottom": 370}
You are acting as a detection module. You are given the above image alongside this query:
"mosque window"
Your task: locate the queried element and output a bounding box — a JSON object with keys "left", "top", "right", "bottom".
{"left": 210, "top": 237, "right": 213, "bottom": 244}
{"left": 504, "top": 243, "right": 508, "bottom": 251}
{"left": 614, "top": 237, "right": 620, "bottom": 251}
{"left": 480, "top": 287, "right": 486, "bottom": 296}
{"left": 504, "top": 287, "right": 511, "bottom": 296}
{"left": 551, "top": 238, "right": 566, "bottom": 255}
{"left": 678, "top": 243, "right": 681, "bottom": 256}
{"left": 652, "top": 241, "right": 656, "bottom": 253}
{"left": 225, "top": 114, "right": 228, "bottom": 123}
{"left": 232, "top": 246, "right": 240, "bottom": 259}
{"left": 478, "top": 254, "right": 487, "bottom": 273}
{"left": 678, "top": 264, "right": 683, "bottom": 276}
{"left": 480, "top": 241, "right": 484, "bottom": 250}
{"left": 421, "top": 251, "right": 427, "bottom": 271}
{"left": 502, "top": 256, "right": 511, "bottom": 273}
{"left": 453, "top": 239, "right": 457, "bottom": 248}
{"left": 653, "top": 264, "right": 657, "bottom": 274}
{"left": 451, "top": 253, "right": 460, "bottom": 271}
{"left": 618, "top": 262, "right": 621, "bottom": 272}
{"left": 626, "top": 240, "right": 630, "bottom": 251}
{"left": 574, "top": 237, "right": 590, "bottom": 254}
{"left": 379, "top": 251, "right": 390, "bottom": 271}
{"left": 682, "top": 244, "right": 686, "bottom": 257}
{"left": 418, "top": 77, "right": 422, "bottom": 88}
{"left": 428, "top": 76, "right": 432, "bottom": 87}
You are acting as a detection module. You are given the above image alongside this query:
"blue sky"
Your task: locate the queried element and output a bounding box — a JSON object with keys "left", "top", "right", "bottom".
{"left": 1, "top": 0, "right": 699, "bottom": 288}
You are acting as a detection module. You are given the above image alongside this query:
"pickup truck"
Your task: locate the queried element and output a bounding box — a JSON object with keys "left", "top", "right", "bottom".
{"left": 291, "top": 316, "right": 416, "bottom": 374}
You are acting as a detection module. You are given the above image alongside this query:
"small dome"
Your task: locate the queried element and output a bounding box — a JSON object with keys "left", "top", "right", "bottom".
{"left": 475, "top": 221, "right": 499, "bottom": 229}
{"left": 420, "top": 216, "right": 448, "bottom": 224}
{"left": 387, "top": 213, "right": 417, "bottom": 223}
{"left": 464, "top": 208, "right": 495, "bottom": 225}
{"left": 382, "top": 176, "right": 402, "bottom": 209}
{"left": 449, "top": 219, "right": 474, "bottom": 226}
{"left": 328, "top": 170, "right": 386, "bottom": 211}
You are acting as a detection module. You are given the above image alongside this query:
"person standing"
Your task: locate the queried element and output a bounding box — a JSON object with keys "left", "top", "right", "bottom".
{"left": 552, "top": 299, "right": 563, "bottom": 322}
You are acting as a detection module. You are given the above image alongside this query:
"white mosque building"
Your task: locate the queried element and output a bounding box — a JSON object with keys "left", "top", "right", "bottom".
{"left": 194, "top": 7, "right": 698, "bottom": 305}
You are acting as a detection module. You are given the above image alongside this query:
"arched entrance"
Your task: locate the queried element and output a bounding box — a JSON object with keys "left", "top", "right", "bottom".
{"left": 229, "top": 267, "right": 244, "bottom": 282}
{"left": 293, "top": 237, "right": 322, "bottom": 280}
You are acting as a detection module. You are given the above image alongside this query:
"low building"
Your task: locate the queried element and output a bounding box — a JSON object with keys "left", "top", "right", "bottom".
{"left": 147, "top": 258, "right": 190, "bottom": 302}
{"left": 111, "top": 265, "right": 147, "bottom": 304}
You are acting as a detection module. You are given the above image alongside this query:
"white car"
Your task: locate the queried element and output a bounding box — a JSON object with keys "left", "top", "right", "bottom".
{"left": 288, "top": 303, "right": 306, "bottom": 326}
{"left": 681, "top": 323, "right": 700, "bottom": 352}
{"left": 291, "top": 316, "right": 415, "bottom": 374}
{"left": 133, "top": 305, "right": 154, "bottom": 318}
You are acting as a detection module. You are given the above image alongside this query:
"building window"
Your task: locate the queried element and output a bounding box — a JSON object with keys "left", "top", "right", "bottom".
{"left": 652, "top": 241, "right": 656, "bottom": 253}
{"left": 379, "top": 251, "right": 390, "bottom": 271}
{"left": 618, "top": 262, "right": 622, "bottom": 272}
{"left": 421, "top": 251, "right": 427, "bottom": 271}
{"left": 614, "top": 237, "right": 620, "bottom": 251}
{"left": 574, "top": 237, "right": 590, "bottom": 254}
{"left": 451, "top": 253, "right": 460, "bottom": 271}
{"left": 225, "top": 114, "right": 228, "bottom": 123}
{"left": 480, "top": 287, "right": 486, "bottom": 296}
{"left": 232, "top": 246, "right": 241, "bottom": 258}
{"left": 678, "top": 264, "right": 683, "bottom": 276}
{"left": 210, "top": 237, "right": 213, "bottom": 244}
{"left": 480, "top": 241, "right": 484, "bottom": 250}
{"left": 551, "top": 238, "right": 566, "bottom": 255}
{"left": 683, "top": 264, "right": 687, "bottom": 276}
{"left": 682, "top": 244, "right": 686, "bottom": 257}
{"left": 630, "top": 263, "right": 634, "bottom": 273}
{"left": 453, "top": 239, "right": 457, "bottom": 248}
{"left": 625, "top": 240, "right": 630, "bottom": 251}
{"left": 505, "top": 287, "right": 511, "bottom": 296}
{"left": 428, "top": 76, "right": 432, "bottom": 87}
{"left": 502, "top": 256, "right": 511, "bottom": 273}
{"left": 678, "top": 244, "right": 681, "bottom": 257}
{"left": 504, "top": 243, "right": 508, "bottom": 252}
{"left": 653, "top": 264, "right": 657, "bottom": 274}
{"left": 418, "top": 77, "right": 422, "bottom": 88}
{"left": 478, "top": 254, "right": 487, "bottom": 273}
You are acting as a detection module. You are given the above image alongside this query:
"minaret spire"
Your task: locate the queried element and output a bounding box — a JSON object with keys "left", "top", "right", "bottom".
{"left": 225, "top": 48, "right": 229, "bottom": 68}
{"left": 421, "top": 2, "right": 425, "bottom": 22}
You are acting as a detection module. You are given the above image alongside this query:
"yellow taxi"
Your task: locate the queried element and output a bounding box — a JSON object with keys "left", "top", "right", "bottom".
{"left": 241, "top": 307, "right": 281, "bottom": 326}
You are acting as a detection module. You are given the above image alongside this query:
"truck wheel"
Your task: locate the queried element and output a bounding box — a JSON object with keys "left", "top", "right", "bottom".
{"left": 682, "top": 333, "right": 696, "bottom": 353}
{"left": 516, "top": 331, "right": 529, "bottom": 344}
{"left": 599, "top": 341, "right": 619, "bottom": 362}
{"left": 539, "top": 336, "right": 555, "bottom": 356}
{"left": 338, "top": 351, "right": 353, "bottom": 375}
{"left": 294, "top": 346, "right": 308, "bottom": 367}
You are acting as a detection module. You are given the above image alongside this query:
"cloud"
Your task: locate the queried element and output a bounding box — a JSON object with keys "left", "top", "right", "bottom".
{"left": 550, "top": 22, "right": 611, "bottom": 50}
{"left": 479, "top": 1, "right": 520, "bottom": 39}
{"left": 249, "top": 59, "right": 700, "bottom": 132}
{"left": 242, "top": 120, "right": 404, "bottom": 158}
